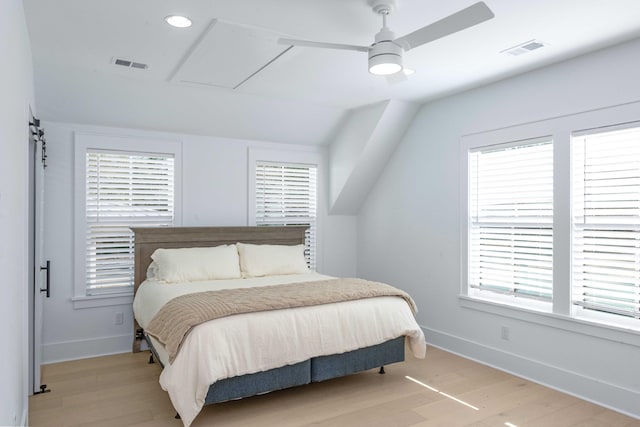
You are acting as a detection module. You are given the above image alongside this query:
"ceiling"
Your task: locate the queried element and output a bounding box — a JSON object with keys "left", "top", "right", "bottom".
{"left": 23, "top": 0, "right": 640, "bottom": 145}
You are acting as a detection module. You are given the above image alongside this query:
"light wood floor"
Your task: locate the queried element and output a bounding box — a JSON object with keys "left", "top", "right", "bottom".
{"left": 29, "top": 346, "right": 639, "bottom": 427}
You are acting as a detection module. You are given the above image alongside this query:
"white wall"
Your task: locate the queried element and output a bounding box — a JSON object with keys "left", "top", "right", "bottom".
{"left": 40, "top": 122, "right": 357, "bottom": 363}
{"left": 357, "top": 37, "right": 640, "bottom": 417}
{"left": 0, "top": 1, "right": 34, "bottom": 425}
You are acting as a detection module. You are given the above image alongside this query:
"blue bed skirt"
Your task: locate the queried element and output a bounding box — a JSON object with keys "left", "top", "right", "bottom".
{"left": 203, "top": 336, "right": 406, "bottom": 405}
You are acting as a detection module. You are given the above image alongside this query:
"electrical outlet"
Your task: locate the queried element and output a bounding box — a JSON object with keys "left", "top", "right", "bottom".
{"left": 114, "top": 311, "right": 124, "bottom": 325}
{"left": 501, "top": 326, "right": 510, "bottom": 341}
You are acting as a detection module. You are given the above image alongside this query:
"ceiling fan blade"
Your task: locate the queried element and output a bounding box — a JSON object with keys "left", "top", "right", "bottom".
{"left": 386, "top": 71, "right": 408, "bottom": 84}
{"left": 278, "top": 38, "right": 369, "bottom": 53}
{"left": 395, "top": 1, "right": 494, "bottom": 51}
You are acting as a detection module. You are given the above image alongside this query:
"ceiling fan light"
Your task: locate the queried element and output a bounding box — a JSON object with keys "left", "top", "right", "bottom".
{"left": 369, "top": 54, "right": 402, "bottom": 75}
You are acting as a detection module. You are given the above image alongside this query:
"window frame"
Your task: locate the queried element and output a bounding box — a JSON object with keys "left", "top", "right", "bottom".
{"left": 248, "top": 147, "right": 323, "bottom": 272}
{"left": 73, "top": 132, "right": 182, "bottom": 308}
{"left": 468, "top": 136, "right": 555, "bottom": 304}
{"left": 460, "top": 101, "right": 640, "bottom": 343}
{"left": 571, "top": 122, "right": 640, "bottom": 321}
{"left": 254, "top": 161, "right": 318, "bottom": 269}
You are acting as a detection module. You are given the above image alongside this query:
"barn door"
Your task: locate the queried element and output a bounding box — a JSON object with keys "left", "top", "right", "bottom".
{"left": 29, "top": 116, "right": 50, "bottom": 395}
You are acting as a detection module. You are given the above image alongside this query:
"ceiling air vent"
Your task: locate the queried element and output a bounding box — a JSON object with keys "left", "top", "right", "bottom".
{"left": 112, "top": 57, "right": 149, "bottom": 69}
{"left": 502, "top": 39, "right": 547, "bottom": 56}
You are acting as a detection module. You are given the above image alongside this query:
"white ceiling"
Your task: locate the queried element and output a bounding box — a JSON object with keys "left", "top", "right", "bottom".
{"left": 23, "top": 0, "right": 640, "bottom": 145}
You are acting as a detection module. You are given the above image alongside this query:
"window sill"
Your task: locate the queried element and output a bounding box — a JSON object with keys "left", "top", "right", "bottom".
{"left": 72, "top": 293, "right": 134, "bottom": 309}
{"left": 459, "top": 294, "right": 640, "bottom": 347}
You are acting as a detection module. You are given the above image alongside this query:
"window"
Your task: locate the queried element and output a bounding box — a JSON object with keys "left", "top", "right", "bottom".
{"left": 461, "top": 106, "right": 640, "bottom": 334}
{"left": 85, "top": 150, "right": 175, "bottom": 295}
{"left": 572, "top": 124, "right": 640, "bottom": 320}
{"left": 74, "top": 133, "right": 181, "bottom": 308}
{"left": 255, "top": 162, "right": 317, "bottom": 269}
{"left": 469, "top": 138, "right": 554, "bottom": 303}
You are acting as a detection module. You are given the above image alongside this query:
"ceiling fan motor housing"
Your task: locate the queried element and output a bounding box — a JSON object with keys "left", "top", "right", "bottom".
{"left": 368, "top": 27, "right": 403, "bottom": 75}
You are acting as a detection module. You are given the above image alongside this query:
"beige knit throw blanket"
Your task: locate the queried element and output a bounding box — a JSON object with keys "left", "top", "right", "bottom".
{"left": 145, "top": 278, "right": 417, "bottom": 363}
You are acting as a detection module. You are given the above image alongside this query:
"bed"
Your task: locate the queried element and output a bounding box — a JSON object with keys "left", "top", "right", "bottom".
{"left": 131, "top": 226, "right": 426, "bottom": 426}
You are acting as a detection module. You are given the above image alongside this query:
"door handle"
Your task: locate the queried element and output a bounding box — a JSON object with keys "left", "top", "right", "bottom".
{"left": 40, "top": 260, "right": 50, "bottom": 298}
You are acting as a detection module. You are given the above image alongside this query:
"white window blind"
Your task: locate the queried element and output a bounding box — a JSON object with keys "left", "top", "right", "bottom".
{"left": 469, "top": 139, "right": 554, "bottom": 301}
{"left": 86, "top": 150, "right": 174, "bottom": 294}
{"left": 255, "top": 162, "right": 317, "bottom": 270}
{"left": 572, "top": 125, "right": 640, "bottom": 320}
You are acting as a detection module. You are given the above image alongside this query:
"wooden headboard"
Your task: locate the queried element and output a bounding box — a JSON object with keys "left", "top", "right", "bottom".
{"left": 130, "top": 226, "right": 307, "bottom": 352}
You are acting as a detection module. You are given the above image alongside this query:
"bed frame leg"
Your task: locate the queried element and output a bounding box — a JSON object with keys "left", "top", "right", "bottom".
{"left": 379, "top": 366, "right": 385, "bottom": 374}
{"left": 175, "top": 413, "right": 181, "bottom": 420}
{"left": 148, "top": 353, "right": 155, "bottom": 364}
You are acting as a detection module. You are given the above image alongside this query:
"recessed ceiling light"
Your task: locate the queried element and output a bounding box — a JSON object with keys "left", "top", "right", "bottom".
{"left": 403, "top": 68, "right": 415, "bottom": 76}
{"left": 165, "top": 15, "right": 192, "bottom": 28}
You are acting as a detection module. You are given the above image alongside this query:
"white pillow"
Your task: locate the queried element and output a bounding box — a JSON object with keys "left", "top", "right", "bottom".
{"left": 150, "top": 245, "right": 241, "bottom": 283}
{"left": 237, "top": 243, "right": 309, "bottom": 278}
{"left": 146, "top": 261, "right": 159, "bottom": 280}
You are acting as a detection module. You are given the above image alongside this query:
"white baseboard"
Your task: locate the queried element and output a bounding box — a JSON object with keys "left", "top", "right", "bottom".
{"left": 423, "top": 326, "right": 640, "bottom": 420}
{"left": 42, "top": 334, "right": 132, "bottom": 364}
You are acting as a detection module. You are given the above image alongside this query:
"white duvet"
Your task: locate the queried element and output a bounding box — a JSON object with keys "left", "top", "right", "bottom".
{"left": 133, "top": 273, "right": 426, "bottom": 427}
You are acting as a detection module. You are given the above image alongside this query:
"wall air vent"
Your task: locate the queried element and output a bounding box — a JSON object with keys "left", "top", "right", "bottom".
{"left": 502, "top": 39, "right": 547, "bottom": 56}
{"left": 112, "top": 57, "right": 149, "bottom": 69}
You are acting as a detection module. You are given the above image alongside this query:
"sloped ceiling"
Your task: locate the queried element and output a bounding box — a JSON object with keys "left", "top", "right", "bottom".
{"left": 330, "top": 100, "right": 419, "bottom": 214}
{"left": 23, "top": 0, "right": 640, "bottom": 145}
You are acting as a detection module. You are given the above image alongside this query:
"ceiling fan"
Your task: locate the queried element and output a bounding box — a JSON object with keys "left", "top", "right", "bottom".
{"left": 278, "top": 0, "right": 494, "bottom": 76}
